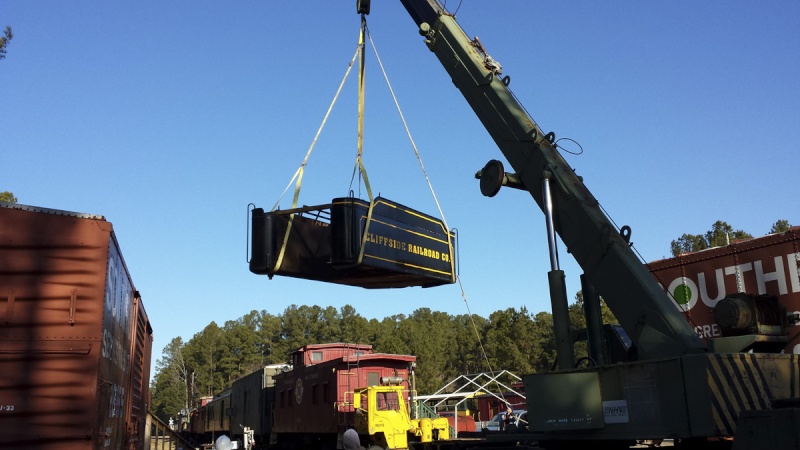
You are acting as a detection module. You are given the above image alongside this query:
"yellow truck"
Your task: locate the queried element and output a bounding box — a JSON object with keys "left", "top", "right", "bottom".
{"left": 353, "top": 384, "right": 451, "bottom": 450}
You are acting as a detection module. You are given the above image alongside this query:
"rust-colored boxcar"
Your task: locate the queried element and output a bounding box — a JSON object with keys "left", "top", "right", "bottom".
{"left": 272, "top": 343, "right": 415, "bottom": 448}
{"left": 0, "top": 202, "right": 153, "bottom": 450}
{"left": 649, "top": 226, "right": 800, "bottom": 353}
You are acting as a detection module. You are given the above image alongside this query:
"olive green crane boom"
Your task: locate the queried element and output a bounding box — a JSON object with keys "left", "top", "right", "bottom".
{"left": 395, "top": 0, "right": 706, "bottom": 361}
{"left": 384, "top": 2, "right": 800, "bottom": 447}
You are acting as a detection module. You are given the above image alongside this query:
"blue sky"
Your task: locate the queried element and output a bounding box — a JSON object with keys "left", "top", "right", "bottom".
{"left": 3, "top": 1, "right": 798, "bottom": 377}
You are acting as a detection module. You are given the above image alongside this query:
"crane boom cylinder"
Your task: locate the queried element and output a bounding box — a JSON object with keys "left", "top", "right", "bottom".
{"left": 549, "top": 269, "right": 574, "bottom": 370}
{"left": 581, "top": 274, "right": 605, "bottom": 367}
{"left": 544, "top": 171, "right": 573, "bottom": 370}
{"left": 542, "top": 171, "right": 559, "bottom": 271}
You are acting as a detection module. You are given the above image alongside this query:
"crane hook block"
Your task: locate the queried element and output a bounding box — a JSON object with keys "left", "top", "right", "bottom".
{"left": 357, "top": 0, "right": 370, "bottom": 15}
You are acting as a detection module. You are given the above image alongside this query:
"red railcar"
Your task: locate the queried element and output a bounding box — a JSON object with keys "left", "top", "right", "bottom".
{"left": 188, "top": 396, "right": 213, "bottom": 437}
{"left": 0, "top": 202, "right": 153, "bottom": 450}
{"left": 272, "top": 343, "right": 416, "bottom": 449}
{"left": 649, "top": 226, "right": 800, "bottom": 353}
{"left": 184, "top": 343, "right": 419, "bottom": 449}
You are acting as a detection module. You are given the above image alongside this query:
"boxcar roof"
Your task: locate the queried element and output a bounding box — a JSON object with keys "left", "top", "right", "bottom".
{"left": 0, "top": 200, "right": 106, "bottom": 220}
{"left": 291, "top": 343, "right": 373, "bottom": 353}
{"left": 341, "top": 353, "right": 416, "bottom": 363}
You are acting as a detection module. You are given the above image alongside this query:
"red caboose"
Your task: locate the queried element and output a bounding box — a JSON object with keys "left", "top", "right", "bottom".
{"left": 272, "top": 343, "right": 415, "bottom": 448}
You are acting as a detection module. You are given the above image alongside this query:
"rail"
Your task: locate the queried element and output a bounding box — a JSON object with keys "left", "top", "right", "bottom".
{"left": 416, "top": 401, "right": 438, "bottom": 419}
{"left": 145, "top": 412, "right": 198, "bottom": 450}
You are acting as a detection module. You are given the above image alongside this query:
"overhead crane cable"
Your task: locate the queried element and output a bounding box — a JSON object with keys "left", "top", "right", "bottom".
{"left": 353, "top": 13, "right": 377, "bottom": 267}
{"left": 365, "top": 27, "right": 501, "bottom": 383}
{"left": 365, "top": 16, "right": 514, "bottom": 407}
{"left": 354, "top": 13, "right": 370, "bottom": 201}
{"left": 269, "top": 17, "right": 459, "bottom": 281}
{"left": 269, "top": 38, "right": 361, "bottom": 274}
{"left": 457, "top": 274, "right": 512, "bottom": 410}
{"left": 458, "top": 275, "right": 495, "bottom": 373}
{"left": 270, "top": 44, "right": 361, "bottom": 213}
{"left": 360, "top": 23, "right": 496, "bottom": 382}
{"left": 348, "top": 13, "right": 370, "bottom": 199}
{"left": 364, "top": 23, "right": 456, "bottom": 279}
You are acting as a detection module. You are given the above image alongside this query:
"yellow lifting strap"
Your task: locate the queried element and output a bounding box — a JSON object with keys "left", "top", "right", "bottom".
{"left": 270, "top": 30, "right": 362, "bottom": 274}
{"left": 271, "top": 14, "right": 455, "bottom": 277}
{"left": 354, "top": 13, "right": 377, "bottom": 267}
{"left": 362, "top": 19, "right": 456, "bottom": 279}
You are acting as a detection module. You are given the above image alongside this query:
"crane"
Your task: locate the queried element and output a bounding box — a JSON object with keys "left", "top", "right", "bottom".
{"left": 385, "top": 0, "right": 800, "bottom": 448}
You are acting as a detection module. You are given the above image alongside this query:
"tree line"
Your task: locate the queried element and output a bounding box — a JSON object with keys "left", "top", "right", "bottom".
{"left": 0, "top": 26, "right": 12, "bottom": 61}
{"left": 669, "top": 219, "right": 791, "bottom": 257}
{"left": 150, "top": 297, "right": 615, "bottom": 422}
{"left": 0, "top": 191, "right": 18, "bottom": 203}
{"left": 4, "top": 188, "right": 790, "bottom": 422}
{"left": 150, "top": 218, "right": 794, "bottom": 422}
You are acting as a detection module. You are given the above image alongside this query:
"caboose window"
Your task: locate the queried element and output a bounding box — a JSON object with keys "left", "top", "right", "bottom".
{"left": 367, "top": 372, "right": 379, "bottom": 386}
{"left": 312, "top": 351, "right": 323, "bottom": 362}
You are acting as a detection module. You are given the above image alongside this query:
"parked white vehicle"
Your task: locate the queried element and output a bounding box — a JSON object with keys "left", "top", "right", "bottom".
{"left": 483, "top": 410, "right": 527, "bottom": 432}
